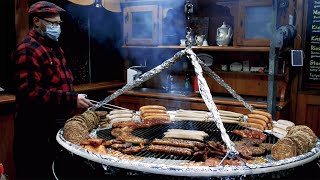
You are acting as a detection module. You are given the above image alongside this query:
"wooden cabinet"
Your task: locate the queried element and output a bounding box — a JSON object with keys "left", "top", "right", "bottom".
{"left": 295, "top": 93, "right": 320, "bottom": 137}
{"left": 236, "top": 0, "right": 273, "bottom": 46}
{"left": 121, "top": 0, "right": 291, "bottom": 47}
{"left": 120, "top": 0, "right": 295, "bottom": 120}
{"left": 121, "top": 0, "right": 185, "bottom": 46}
{"left": 0, "top": 103, "right": 15, "bottom": 180}
{"left": 123, "top": 4, "right": 161, "bottom": 45}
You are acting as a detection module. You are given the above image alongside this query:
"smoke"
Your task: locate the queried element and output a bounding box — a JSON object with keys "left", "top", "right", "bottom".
{"left": 125, "top": 1, "right": 187, "bottom": 67}
{"left": 122, "top": 1, "right": 198, "bottom": 92}
{"left": 61, "top": 1, "right": 193, "bottom": 86}
{"left": 63, "top": 3, "right": 122, "bottom": 47}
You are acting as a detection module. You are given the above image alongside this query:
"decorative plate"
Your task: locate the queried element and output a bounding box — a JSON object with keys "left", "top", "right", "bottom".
{"left": 196, "top": 53, "right": 213, "bottom": 66}
{"left": 230, "top": 62, "right": 243, "bottom": 72}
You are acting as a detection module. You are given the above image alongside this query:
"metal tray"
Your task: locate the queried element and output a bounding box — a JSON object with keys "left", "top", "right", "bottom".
{"left": 56, "top": 123, "right": 320, "bottom": 177}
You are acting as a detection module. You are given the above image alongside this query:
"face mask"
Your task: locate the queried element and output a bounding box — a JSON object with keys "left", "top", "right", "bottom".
{"left": 44, "top": 25, "right": 61, "bottom": 41}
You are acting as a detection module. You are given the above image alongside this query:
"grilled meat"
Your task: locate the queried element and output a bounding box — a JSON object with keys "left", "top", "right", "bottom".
{"left": 234, "top": 144, "right": 253, "bottom": 159}
{"left": 259, "top": 143, "right": 273, "bottom": 152}
{"left": 151, "top": 138, "right": 206, "bottom": 149}
{"left": 120, "top": 144, "right": 145, "bottom": 154}
{"left": 232, "top": 129, "right": 267, "bottom": 141}
{"left": 110, "top": 142, "right": 133, "bottom": 149}
{"left": 116, "top": 135, "right": 148, "bottom": 145}
{"left": 112, "top": 119, "right": 173, "bottom": 130}
{"left": 203, "top": 157, "right": 221, "bottom": 167}
{"left": 111, "top": 127, "right": 133, "bottom": 137}
{"left": 208, "top": 149, "right": 225, "bottom": 157}
{"left": 112, "top": 121, "right": 138, "bottom": 128}
{"left": 148, "top": 144, "right": 193, "bottom": 156}
{"left": 241, "top": 138, "right": 262, "bottom": 145}
{"left": 234, "top": 139, "right": 270, "bottom": 159}
{"left": 207, "top": 141, "right": 227, "bottom": 153}
{"left": 82, "top": 144, "right": 108, "bottom": 155}
{"left": 247, "top": 146, "right": 266, "bottom": 155}
{"left": 111, "top": 127, "right": 147, "bottom": 145}
{"left": 103, "top": 139, "right": 125, "bottom": 147}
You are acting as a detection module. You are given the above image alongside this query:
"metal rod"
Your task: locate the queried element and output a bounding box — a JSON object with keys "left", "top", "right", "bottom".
{"left": 88, "top": 100, "right": 130, "bottom": 110}
{"left": 186, "top": 49, "right": 239, "bottom": 157}
{"left": 88, "top": 9, "right": 92, "bottom": 83}
{"left": 267, "top": 0, "right": 279, "bottom": 118}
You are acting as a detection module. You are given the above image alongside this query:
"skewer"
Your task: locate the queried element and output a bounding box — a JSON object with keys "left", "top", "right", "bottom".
{"left": 87, "top": 99, "right": 130, "bottom": 111}
{"left": 103, "top": 103, "right": 130, "bottom": 110}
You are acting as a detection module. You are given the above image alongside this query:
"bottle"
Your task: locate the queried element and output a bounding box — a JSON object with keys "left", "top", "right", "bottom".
{"left": 193, "top": 76, "right": 199, "bottom": 94}
{"left": 165, "top": 74, "right": 173, "bottom": 91}
{"left": 184, "top": 73, "right": 193, "bottom": 92}
{"left": 0, "top": 163, "right": 8, "bottom": 180}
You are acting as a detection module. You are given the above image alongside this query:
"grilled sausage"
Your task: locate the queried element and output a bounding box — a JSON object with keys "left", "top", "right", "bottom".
{"left": 240, "top": 122, "right": 265, "bottom": 131}
{"left": 109, "top": 113, "right": 132, "bottom": 120}
{"left": 142, "top": 112, "right": 168, "bottom": 118}
{"left": 251, "top": 110, "right": 272, "bottom": 120}
{"left": 142, "top": 115, "right": 170, "bottom": 121}
{"left": 247, "top": 114, "right": 269, "bottom": 123}
{"left": 247, "top": 118, "right": 267, "bottom": 129}
{"left": 272, "top": 127, "right": 288, "bottom": 136}
{"left": 139, "top": 105, "right": 166, "bottom": 111}
{"left": 140, "top": 109, "right": 166, "bottom": 114}
{"left": 148, "top": 144, "right": 193, "bottom": 156}
{"left": 273, "top": 122, "right": 290, "bottom": 130}
{"left": 110, "top": 109, "right": 133, "bottom": 115}
{"left": 109, "top": 118, "right": 133, "bottom": 124}
{"left": 151, "top": 138, "right": 206, "bottom": 149}
{"left": 276, "top": 120, "right": 295, "bottom": 127}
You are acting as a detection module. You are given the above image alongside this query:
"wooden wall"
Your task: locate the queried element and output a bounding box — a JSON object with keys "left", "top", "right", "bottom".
{"left": 15, "top": 0, "right": 29, "bottom": 44}
{"left": 0, "top": 104, "right": 15, "bottom": 180}
{"left": 294, "top": 0, "right": 320, "bottom": 137}
{"left": 296, "top": 94, "right": 320, "bottom": 136}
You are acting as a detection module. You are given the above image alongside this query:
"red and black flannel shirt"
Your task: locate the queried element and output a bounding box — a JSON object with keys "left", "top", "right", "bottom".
{"left": 13, "top": 29, "right": 78, "bottom": 111}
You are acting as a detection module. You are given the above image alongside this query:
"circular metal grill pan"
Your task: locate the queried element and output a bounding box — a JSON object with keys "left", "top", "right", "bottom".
{"left": 57, "top": 121, "right": 320, "bottom": 177}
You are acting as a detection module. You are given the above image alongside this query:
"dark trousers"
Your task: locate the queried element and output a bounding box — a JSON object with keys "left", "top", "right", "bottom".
{"left": 13, "top": 114, "right": 64, "bottom": 180}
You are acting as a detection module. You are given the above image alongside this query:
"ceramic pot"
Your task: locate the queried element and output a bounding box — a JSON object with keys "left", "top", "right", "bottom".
{"left": 195, "top": 35, "right": 205, "bottom": 46}
{"left": 216, "top": 21, "right": 233, "bottom": 46}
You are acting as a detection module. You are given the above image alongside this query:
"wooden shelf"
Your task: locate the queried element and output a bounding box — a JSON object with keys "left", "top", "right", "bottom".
{"left": 0, "top": 94, "right": 15, "bottom": 104}
{"left": 213, "top": 70, "right": 286, "bottom": 77}
{"left": 122, "top": 45, "right": 270, "bottom": 52}
{"left": 0, "top": 81, "right": 126, "bottom": 105}
{"left": 171, "top": 69, "right": 286, "bottom": 77}
{"left": 108, "top": 89, "right": 289, "bottom": 110}
{"left": 74, "top": 81, "right": 125, "bottom": 93}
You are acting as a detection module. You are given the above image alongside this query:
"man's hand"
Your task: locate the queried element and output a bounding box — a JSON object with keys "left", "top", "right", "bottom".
{"left": 77, "top": 94, "right": 93, "bottom": 109}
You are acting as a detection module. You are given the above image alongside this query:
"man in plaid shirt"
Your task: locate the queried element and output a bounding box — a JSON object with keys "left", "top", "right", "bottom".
{"left": 12, "top": 1, "right": 93, "bottom": 179}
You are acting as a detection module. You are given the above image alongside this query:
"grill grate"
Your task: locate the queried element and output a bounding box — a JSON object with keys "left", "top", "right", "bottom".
{"left": 97, "top": 121, "right": 277, "bottom": 161}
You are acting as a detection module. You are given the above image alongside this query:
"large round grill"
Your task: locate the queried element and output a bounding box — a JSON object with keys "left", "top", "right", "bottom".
{"left": 56, "top": 121, "right": 320, "bottom": 177}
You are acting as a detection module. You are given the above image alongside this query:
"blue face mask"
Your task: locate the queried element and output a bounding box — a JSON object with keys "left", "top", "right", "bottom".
{"left": 44, "top": 25, "right": 61, "bottom": 41}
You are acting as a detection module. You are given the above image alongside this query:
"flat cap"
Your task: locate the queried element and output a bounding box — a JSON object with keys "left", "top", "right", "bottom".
{"left": 28, "top": 1, "right": 66, "bottom": 14}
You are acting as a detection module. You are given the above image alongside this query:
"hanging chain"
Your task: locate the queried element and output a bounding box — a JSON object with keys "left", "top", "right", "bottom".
{"left": 184, "top": 1, "right": 193, "bottom": 48}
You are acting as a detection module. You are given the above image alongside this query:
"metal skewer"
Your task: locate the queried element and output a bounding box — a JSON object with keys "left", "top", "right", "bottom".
{"left": 87, "top": 99, "right": 130, "bottom": 110}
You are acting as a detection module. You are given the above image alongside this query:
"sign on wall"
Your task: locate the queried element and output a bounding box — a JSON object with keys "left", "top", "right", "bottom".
{"left": 303, "top": 0, "right": 320, "bottom": 90}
